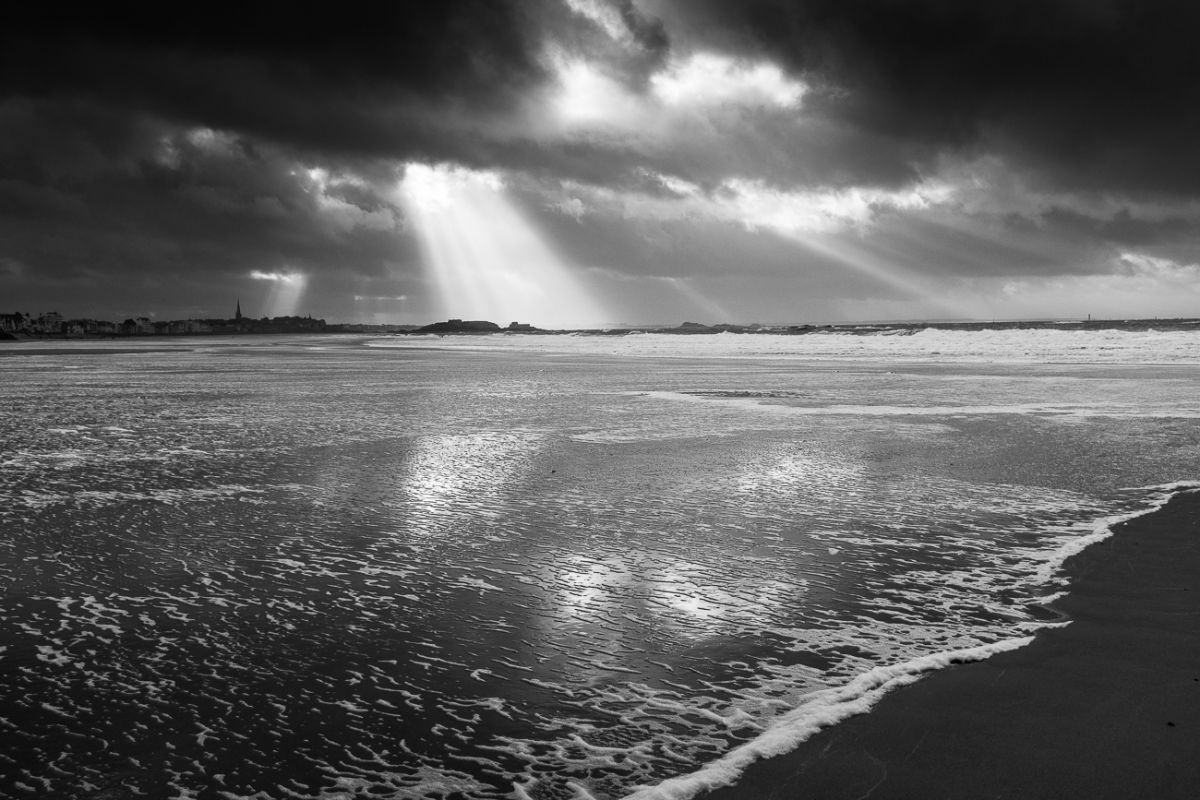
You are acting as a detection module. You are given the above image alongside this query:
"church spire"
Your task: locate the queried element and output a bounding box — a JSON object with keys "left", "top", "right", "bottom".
{"left": 235, "top": 299, "right": 242, "bottom": 321}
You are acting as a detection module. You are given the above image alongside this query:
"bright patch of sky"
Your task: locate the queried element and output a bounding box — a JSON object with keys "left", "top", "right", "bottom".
{"left": 651, "top": 53, "right": 806, "bottom": 109}
{"left": 553, "top": 174, "right": 955, "bottom": 235}
{"left": 651, "top": 171, "right": 702, "bottom": 197}
{"left": 563, "top": 0, "right": 629, "bottom": 44}
{"left": 544, "top": 48, "right": 804, "bottom": 139}
{"left": 184, "top": 127, "right": 233, "bottom": 151}
{"left": 721, "top": 179, "right": 953, "bottom": 235}
{"left": 551, "top": 58, "right": 648, "bottom": 130}
{"left": 250, "top": 269, "right": 309, "bottom": 316}
{"left": 249, "top": 270, "right": 302, "bottom": 283}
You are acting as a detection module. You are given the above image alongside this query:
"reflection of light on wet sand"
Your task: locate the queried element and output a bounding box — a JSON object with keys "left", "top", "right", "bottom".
{"left": 648, "top": 567, "right": 806, "bottom": 639}
{"left": 734, "top": 452, "right": 866, "bottom": 496}
{"left": 663, "top": 588, "right": 726, "bottom": 628}
{"left": 398, "top": 432, "right": 538, "bottom": 532}
{"left": 557, "top": 556, "right": 618, "bottom": 613}
{"left": 540, "top": 550, "right": 796, "bottom": 646}
{"left": 646, "top": 564, "right": 732, "bottom": 633}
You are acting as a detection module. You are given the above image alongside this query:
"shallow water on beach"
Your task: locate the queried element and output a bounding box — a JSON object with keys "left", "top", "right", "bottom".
{"left": 2, "top": 334, "right": 1199, "bottom": 799}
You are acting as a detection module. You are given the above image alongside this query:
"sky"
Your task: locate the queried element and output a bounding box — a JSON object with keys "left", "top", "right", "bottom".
{"left": 3, "top": 0, "right": 1200, "bottom": 327}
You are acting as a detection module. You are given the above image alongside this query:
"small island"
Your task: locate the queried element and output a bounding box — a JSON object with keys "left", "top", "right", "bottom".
{"left": 411, "top": 319, "right": 544, "bottom": 334}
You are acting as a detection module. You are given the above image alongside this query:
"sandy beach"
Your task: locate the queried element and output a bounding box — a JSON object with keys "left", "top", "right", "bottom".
{"left": 700, "top": 490, "right": 1200, "bottom": 800}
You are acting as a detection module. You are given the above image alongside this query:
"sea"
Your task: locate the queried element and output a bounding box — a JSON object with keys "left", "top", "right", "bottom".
{"left": 2, "top": 327, "right": 1199, "bottom": 799}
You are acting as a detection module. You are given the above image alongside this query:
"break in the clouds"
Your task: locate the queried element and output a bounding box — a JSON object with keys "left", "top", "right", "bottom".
{"left": 3, "top": 0, "right": 1200, "bottom": 325}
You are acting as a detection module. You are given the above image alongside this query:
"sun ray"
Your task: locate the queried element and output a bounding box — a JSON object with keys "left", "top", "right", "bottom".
{"left": 661, "top": 276, "right": 735, "bottom": 321}
{"left": 790, "top": 234, "right": 961, "bottom": 319}
{"left": 399, "top": 163, "right": 609, "bottom": 327}
{"left": 250, "top": 270, "right": 308, "bottom": 317}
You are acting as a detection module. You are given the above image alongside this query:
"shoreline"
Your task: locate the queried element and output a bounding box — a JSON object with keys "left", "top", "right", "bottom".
{"left": 691, "top": 489, "right": 1200, "bottom": 800}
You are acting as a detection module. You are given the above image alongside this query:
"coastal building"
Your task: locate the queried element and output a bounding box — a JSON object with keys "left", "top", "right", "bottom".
{"left": 165, "top": 319, "right": 212, "bottom": 334}
{"left": 0, "top": 312, "right": 27, "bottom": 333}
{"left": 32, "top": 311, "right": 63, "bottom": 334}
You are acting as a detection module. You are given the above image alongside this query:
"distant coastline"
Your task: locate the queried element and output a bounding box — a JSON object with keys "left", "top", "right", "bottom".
{"left": 4, "top": 313, "right": 1200, "bottom": 342}
{"left": 0, "top": 311, "right": 412, "bottom": 341}
{"left": 396, "top": 316, "right": 1200, "bottom": 337}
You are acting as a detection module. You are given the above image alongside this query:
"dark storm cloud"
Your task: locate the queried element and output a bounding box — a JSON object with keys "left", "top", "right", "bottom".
{"left": 616, "top": 0, "right": 671, "bottom": 61}
{"left": 1038, "top": 207, "right": 1200, "bottom": 249}
{"left": 0, "top": 0, "right": 667, "bottom": 220}
{"left": 0, "top": 2, "right": 549, "bottom": 161}
{"left": 7, "top": 1, "right": 1200, "bottom": 195}
{"left": 665, "top": 0, "right": 1200, "bottom": 195}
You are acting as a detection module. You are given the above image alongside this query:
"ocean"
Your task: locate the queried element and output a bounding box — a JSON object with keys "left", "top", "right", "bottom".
{"left": 2, "top": 329, "right": 1198, "bottom": 799}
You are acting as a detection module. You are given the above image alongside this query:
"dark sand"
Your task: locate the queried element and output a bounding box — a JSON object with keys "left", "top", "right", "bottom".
{"left": 701, "top": 491, "right": 1200, "bottom": 800}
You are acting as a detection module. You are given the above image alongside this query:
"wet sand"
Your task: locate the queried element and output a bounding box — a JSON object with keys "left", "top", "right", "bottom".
{"left": 701, "top": 490, "right": 1200, "bottom": 800}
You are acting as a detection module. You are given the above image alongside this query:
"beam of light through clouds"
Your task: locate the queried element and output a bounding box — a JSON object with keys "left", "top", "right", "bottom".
{"left": 399, "top": 163, "right": 611, "bottom": 327}
{"left": 542, "top": 171, "right": 963, "bottom": 317}
{"left": 250, "top": 270, "right": 308, "bottom": 317}
{"left": 660, "top": 276, "right": 734, "bottom": 321}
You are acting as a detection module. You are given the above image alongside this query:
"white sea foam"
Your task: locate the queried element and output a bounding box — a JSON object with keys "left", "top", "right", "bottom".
{"left": 622, "top": 636, "right": 1032, "bottom": 800}
{"left": 1033, "top": 482, "right": 1200, "bottom": 585}
{"left": 368, "top": 327, "right": 1200, "bottom": 365}
{"left": 633, "top": 391, "right": 1193, "bottom": 419}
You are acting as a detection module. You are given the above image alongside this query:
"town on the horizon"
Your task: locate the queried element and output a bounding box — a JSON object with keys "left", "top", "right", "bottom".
{"left": 0, "top": 300, "right": 374, "bottom": 339}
